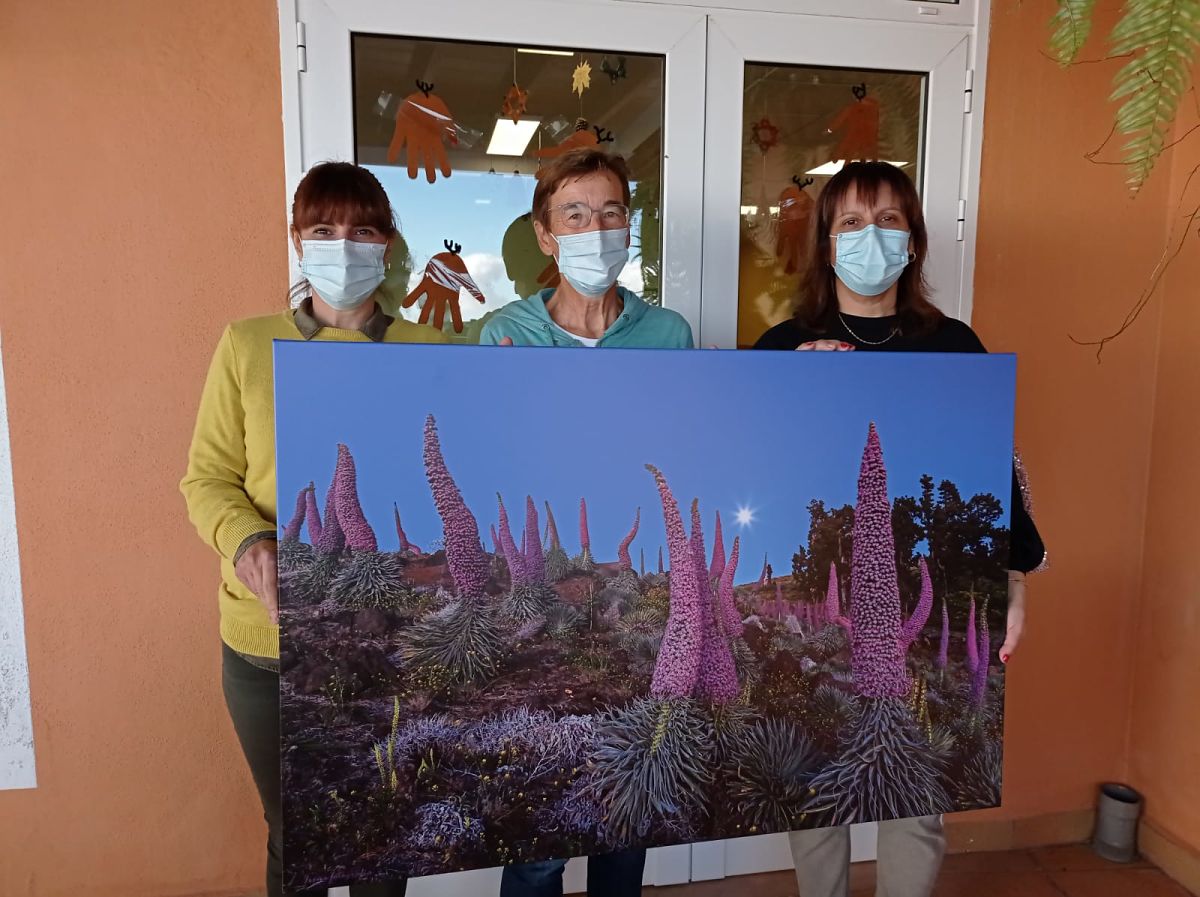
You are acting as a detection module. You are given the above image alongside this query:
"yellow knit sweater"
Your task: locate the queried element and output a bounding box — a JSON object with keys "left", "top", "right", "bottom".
{"left": 181, "top": 306, "right": 447, "bottom": 659}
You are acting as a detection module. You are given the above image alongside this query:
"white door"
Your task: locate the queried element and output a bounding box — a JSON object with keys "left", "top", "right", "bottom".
{"left": 699, "top": 10, "right": 972, "bottom": 348}
{"left": 691, "top": 9, "right": 970, "bottom": 872}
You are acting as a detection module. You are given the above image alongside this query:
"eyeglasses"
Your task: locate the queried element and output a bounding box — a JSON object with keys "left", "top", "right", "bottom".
{"left": 549, "top": 201, "right": 631, "bottom": 230}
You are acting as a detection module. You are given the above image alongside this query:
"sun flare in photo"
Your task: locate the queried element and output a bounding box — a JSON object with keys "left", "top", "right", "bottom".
{"left": 734, "top": 504, "right": 756, "bottom": 528}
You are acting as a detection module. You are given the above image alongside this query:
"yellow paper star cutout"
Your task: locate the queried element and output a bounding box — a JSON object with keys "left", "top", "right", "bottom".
{"left": 572, "top": 60, "right": 592, "bottom": 98}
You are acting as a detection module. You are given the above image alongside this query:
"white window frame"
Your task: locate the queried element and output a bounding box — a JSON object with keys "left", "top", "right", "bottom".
{"left": 279, "top": 0, "right": 708, "bottom": 338}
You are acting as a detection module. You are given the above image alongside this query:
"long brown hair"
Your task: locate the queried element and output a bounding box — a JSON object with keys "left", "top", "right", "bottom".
{"left": 794, "top": 162, "right": 943, "bottom": 336}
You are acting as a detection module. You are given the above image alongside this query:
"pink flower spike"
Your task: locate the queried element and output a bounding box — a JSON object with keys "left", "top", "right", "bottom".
{"left": 333, "top": 443, "right": 378, "bottom": 552}
{"left": 646, "top": 465, "right": 703, "bottom": 700}
{"left": 422, "top": 416, "right": 489, "bottom": 601}
{"left": 282, "top": 484, "right": 308, "bottom": 543}
{"left": 848, "top": 423, "right": 908, "bottom": 698}
{"left": 617, "top": 507, "right": 640, "bottom": 571}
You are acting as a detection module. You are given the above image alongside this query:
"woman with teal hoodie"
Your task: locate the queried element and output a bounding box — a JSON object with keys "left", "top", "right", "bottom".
{"left": 479, "top": 151, "right": 692, "bottom": 351}
{"left": 483, "top": 149, "right": 692, "bottom": 895}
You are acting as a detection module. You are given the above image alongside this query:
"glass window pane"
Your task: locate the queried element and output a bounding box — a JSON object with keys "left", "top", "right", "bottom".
{"left": 736, "top": 64, "right": 927, "bottom": 347}
{"left": 352, "top": 35, "right": 664, "bottom": 342}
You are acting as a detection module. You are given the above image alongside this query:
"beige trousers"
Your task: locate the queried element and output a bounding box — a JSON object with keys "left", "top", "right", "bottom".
{"left": 788, "top": 816, "right": 945, "bottom": 897}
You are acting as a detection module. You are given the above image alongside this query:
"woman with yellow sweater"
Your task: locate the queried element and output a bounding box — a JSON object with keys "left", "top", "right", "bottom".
{"left": 181, "top": 162, "right": 445, "bottom": 897}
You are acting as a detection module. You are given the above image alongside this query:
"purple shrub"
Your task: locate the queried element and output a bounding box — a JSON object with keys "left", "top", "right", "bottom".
{"left": 411, "top": 800, "right": 484, "bottom": 850}
{"left": 316, "top": 478, "right": 344, "bottom": 555}
{"left": 489, "top": 523, "right": 501, "bottom": 556}
{"left": 971, "top": 600, "right": 990, "bottom": 707}
{"left": 935, "top": 597, "right": 950, "bottom": 671}
{"left": 496, "top": 493, "right": 526, "bottom": 586}
{"left": 646, "top": 465, "right": 703, "bottom": 699}
{"left": 849, "top": 423, "right": 908, "bottom": 699}
{"left": 333, "top": 444, "right": 378, "bottom": 552}
{"left": 617, "top": 507, "right": 641, "bottom": 571}
{"left": 966, "top": 596, "right": 979, "bottom": 675}
{"left": 710, "top": 511, "right": 726, "bottom": 582}
{"left": 304, "top": 483, "right": 322, "bottom": 545}
{"left": 393, "top": 503, "right": 421, "bottom": 555}
{"left": 523, "top": 496, "right": 545, "bottom": 583}
{"left": 757, "top": 553, "right": 769, "bottom": 587}
{"left": 422, "top": 415, "right": 489, "bottom": 601}
{"left": 900, "top": 557, "right": 934, "bottom": 651}
{"left": 717, "top": 535, "right": 743, "bottom": 639}
{"left": 689, "top": 500, "right": 707, "bottom": 584}
{"left": 282, "top": 484, "right": 308, "bottom": 543}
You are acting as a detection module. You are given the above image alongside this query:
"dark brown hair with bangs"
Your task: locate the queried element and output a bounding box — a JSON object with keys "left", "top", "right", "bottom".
{"left": 290, "top": 161, "right": 398, "bottom": 236}
{"left": 532, "top": 148, "right": 632, "bottom": 227}
{"left": 794, "top": 161, "right": 943, "bottom": 337}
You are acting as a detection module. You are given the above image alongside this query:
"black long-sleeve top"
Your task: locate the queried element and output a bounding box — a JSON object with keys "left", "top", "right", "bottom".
{"left": 754, "top": 312, "right": 1046, "bottom": 573}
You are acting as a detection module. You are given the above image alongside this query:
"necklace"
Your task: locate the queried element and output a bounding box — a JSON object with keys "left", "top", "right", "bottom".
{"left": 839, "top": 312, "right": 899, "bottom": 346}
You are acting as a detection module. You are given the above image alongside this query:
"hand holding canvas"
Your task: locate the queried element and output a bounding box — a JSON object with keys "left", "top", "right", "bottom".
{"left": 235, "top": 539, "right": 279, "bottom": 624}
{"left": 796, "top": 340, "right": 854, "bottom": 351}
{"left": 999, "top": 574, "right": 1026, "bottom": 663}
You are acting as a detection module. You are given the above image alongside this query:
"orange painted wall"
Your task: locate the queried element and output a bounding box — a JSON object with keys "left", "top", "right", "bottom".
{"left": 1127, "top": 94, "right": 1200, "bottom": 851}
{"left": 1, "top": 1, "right": 1198, "bottom": 895}
{"left": 0, "top": 2, "right": 286, "bottom": 895}
{"left": 969, "top": 0, "right": 1172, "bottom": 822}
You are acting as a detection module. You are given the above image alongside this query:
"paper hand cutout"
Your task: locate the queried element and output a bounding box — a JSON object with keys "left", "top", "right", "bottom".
{"left": 775, "top": 177, "right": 815, "bottom": 275}
{"left": 535, "top": 121, "right": 614, "bottom": 178}
{"left": 387, "top": 80, "right": 458, "bottom": 184}
{"left": 827, "top": 83, "right": 880, "bottom": 161}
{"left": 403, "top": 240, "right": 486, "bottom": 333}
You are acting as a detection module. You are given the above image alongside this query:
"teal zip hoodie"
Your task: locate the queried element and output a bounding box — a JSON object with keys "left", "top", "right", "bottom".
{"left": 478, "top": 287, "right": 694, "bottom": 348}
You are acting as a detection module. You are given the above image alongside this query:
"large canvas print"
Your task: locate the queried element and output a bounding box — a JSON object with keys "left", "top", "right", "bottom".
{"left": 275, "top": 342, "right": 1016, "bottom": 890}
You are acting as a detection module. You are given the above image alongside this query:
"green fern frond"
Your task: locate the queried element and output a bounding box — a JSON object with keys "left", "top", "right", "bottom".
{"left": 1050, "top": 0, "right": 1099, "bottom": 65}
{"left": 1108, "top": 0, "right": 1200, "bottom": 191}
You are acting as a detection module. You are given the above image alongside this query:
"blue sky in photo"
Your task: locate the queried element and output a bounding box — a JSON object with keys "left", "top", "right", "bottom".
{"left": 274, "top": 343, "right": 1016, "bottom": 584}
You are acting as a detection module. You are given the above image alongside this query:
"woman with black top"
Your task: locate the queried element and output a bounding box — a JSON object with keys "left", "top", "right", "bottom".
{"left": 754, "top": 162, "right": 1046, "bottom": 897}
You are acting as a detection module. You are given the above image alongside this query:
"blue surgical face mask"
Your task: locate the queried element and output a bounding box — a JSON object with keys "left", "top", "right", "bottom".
{"left": 832, "top": 225, "right": 912, "bottom": 297}
{"left": 551, "top": 227, "right": 630, "bottom": 298}
{"left": 299, "top": 239, "right": 387, "bottom": 310}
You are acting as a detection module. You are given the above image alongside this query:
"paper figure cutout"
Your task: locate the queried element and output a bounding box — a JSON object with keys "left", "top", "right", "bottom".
{"left": 403, "top": 240, "right": 486, "bottom": 333}
{"left": 503, "top": 213, "right": 561, "bottom": 299}
{"left": 750, "top": 117, "right": 781, "bottom": 154}
{"left": 827, "top": 83, "right": 881, "bottom": 161}
{"left": 776, "top": 176, "right": 815, "bottom": 275}
{"left": 600, "top": 56, "right": 627, "bottom": 85}
{"left": 571, "top": 60, "right": 592, "bottom": 97}
{"left": 534, "top": 120, "right": 614, "bottom": 178}
{"left": 387, "top": 80, "right": 458, "bottom": 184}
{"left": 501, "top": 83, "right": 528, "bottom": 124}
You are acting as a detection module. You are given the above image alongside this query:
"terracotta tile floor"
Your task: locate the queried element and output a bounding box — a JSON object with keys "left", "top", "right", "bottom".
{"left": 650, "top": 845, "right": 1195, "bottom": 897}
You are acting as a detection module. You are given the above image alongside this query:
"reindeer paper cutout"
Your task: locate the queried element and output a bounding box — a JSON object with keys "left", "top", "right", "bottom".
{"left": 776, "top": 176, "right": 815, "bottom": 275}
{"left": 827, "top": 83, "right": 881, "bottom": 162}
{"left": 403, "top": 240, "right": 486, "bottom": 333}
{"left": 387, "top": 80, "right": 458, "bottom": 184}
{"left": 534, "top": 120, "right": 615, "bottom": 179}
